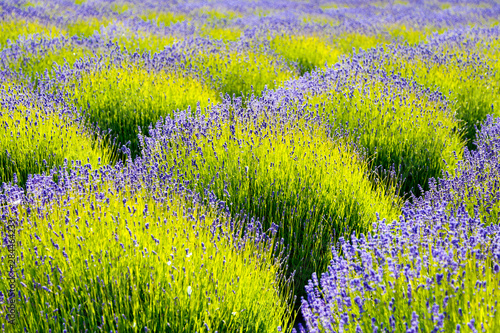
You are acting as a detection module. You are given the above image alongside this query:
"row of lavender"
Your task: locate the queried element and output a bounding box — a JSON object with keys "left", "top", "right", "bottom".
{"left": 2, "top": 0, "right": 500, "bottom": 38}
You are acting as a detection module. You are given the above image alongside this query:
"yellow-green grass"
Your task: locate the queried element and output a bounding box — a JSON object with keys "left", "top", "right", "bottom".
{"left": 0, "top": 104, "right": 111, "bottom": 187}
{"left": 1, "top": 176, "right": 295, "bottom": 332}
{"left": 147, "top": 118, "right": 401, "bottom": 301}
{"left": 65, "top": 65, "right": 219, "bottom": 156}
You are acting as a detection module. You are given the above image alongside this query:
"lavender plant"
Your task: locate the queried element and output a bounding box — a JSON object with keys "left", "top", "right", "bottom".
{"left": 414, "top": 114, "right": 500, "bottom": 227}
{"left": 0, "top": 18, "right": 62, "bottom": 49}
{"left": 298, "top": 204, "right": 500, "bottom": 332}
{"left": 0, "top": 162, "right": 295, "bottom": 332}
{"left": 352, "top": 38, "right": 500, "bottom": 145}
{"left": 59, "top": 59, "right": 219, "bottom": 156}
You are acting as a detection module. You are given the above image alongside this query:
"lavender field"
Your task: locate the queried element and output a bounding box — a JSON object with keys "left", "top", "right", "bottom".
{"left": 1, "top": 0, "right": 500, "bottom": 332}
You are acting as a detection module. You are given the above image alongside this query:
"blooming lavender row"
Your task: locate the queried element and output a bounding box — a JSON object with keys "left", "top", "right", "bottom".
{"left": 0, "top": 79, "right": 114, "bottom": 187}
{"left": 0, "top": 154, "right": 296, "bottom": 331}
{"left": 348, "top": 25, "right": 500, "bottom": 144}
{"left": 4, "top": 0, "right": 499, "bottom": 32}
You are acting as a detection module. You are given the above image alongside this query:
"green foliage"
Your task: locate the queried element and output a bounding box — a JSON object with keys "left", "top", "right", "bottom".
{"left": 8, "top": 43, "right": 94, "bottom": 83}
{"left": 65, "top": 65, "right": 219, "bottom": 155}
{"left": 309, "top": 218, "right": 500, "bottom": 332}
{"left": 385, "top": 25, "right": 439, "bottom": 45}
{"left": 270, "top": 35, "right": 343, "bottom": 75}
{"left": 140, "top": 11, "right": 186, "bottom": 27}
{"left": 148, "top": 119, "right": 400, "bottom": 301}
{"left": 112, "top": 31, "right": 177, "bottom": 53}
{"left": 199, "top": 25, "right": 243, "bottom": 41}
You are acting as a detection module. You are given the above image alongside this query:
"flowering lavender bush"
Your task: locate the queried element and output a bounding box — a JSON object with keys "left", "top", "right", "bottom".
{"left": 350, "top": 31, "right": 500, "bottom": 144}
{"left": 298, "top": 204, "right": 500, "bottom": 332}
{"left": 0, "top": 161, "right": 295, "bottom": 332}
{"left": 59, "top": 56, "right": 219, "bottom": 156}
{"left": 0, "top": 82, "right": 111, "bottom": 187}
{"left": 414, "top": 114, "right": 500, "bottom": 228}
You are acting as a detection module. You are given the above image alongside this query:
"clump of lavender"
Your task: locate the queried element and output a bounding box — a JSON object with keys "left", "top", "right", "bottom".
{"left": 415, "top": 114, "right": 500, "bottom": 227}
{"left": 350, "top": 30, "right": 500, "bottom": 145}
{"left": 298, "top": 204, "right": 500, "bottom": 332}
{"left": 0, "top": 160, "right": 295, "bottom": 332}
{"left": 0, "top": 82, "right": 111, "bottom": 187}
